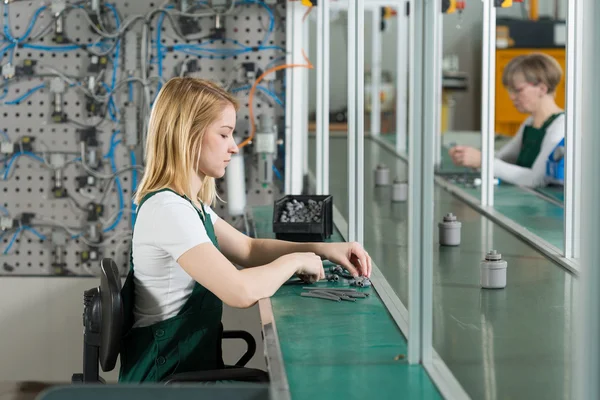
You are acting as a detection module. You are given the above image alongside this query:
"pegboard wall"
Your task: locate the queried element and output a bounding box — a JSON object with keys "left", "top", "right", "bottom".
{"left": 0, "top": 0, "right": 287, "bottom": 276}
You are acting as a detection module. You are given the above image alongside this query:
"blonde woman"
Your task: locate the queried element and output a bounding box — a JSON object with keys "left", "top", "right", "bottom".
{"left": 118, "top": 77, "right": 372, "bottom": 383}
{"left": 449, "top": 53, "right": 565, "bottom": 188}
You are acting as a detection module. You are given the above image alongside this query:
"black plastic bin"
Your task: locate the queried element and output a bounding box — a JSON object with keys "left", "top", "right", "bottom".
{"left": 272, "top": 195, "right": 333, "bottom": 242}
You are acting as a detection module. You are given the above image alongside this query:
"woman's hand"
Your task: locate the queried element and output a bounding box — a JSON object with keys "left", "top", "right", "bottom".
{"left": 318, "top": 242, "right": 372, "bottom": 278}
{"left": 287, "top": 252, "right": 325, "bottom": 283}
{"left": 449, "top": 146, "right": 482, "bottom": 169}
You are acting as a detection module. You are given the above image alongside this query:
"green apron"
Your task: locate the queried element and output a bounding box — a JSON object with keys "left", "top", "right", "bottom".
{"left": 118, "top": 188, "right": 224, "bottom": 383}
{"left": 516, "top": 112, "right": 564, "bottom": 168}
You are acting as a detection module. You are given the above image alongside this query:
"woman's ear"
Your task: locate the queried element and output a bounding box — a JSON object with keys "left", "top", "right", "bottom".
{"left": 538, "top": 83, "right": 549, "bottom": 96}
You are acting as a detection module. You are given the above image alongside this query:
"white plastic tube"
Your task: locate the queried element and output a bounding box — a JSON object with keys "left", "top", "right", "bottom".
{"left": 226, "top": 153, "right": 246, "bottom": 216}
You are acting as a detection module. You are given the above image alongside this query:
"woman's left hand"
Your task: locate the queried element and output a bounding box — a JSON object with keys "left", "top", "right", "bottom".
{"left": 318, "top": 242, "right": 372, "bottom": 278}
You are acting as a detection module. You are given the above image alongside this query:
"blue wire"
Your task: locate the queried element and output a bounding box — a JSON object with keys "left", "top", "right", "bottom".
{"left": 105, "top": 3, "right": 121, "bottom": 90}
{"left": 0, "top": 205, "right": 9, "bottom": 216}
{"left": 257, "top": 86, "right": 283, "bottom": 107}
{"left": 130, "top": 150, "right": 137, "bottom": 228}
{"left": 21, "top": 43, "right": 81, "bottom": 52}
{"left": 4, "top": 83, "right": 45, "bottom": 105}
{"left": 3, "top": 227, "right": 21, "bottom": 255}
{"left": 155, "top": 6, "right": 174, "bottom": 94}
{"left": 2, "top": 152, "right": 46, "bottom": 180}
{"left": 23, "top": 226, "right": 46, "bottom": 241}
{"left": 3, "top": 5, "right": 46, "bottom": 43}
{"left": 103, "top": 131, "right": 124, "bottom": 233}
{"left": 272, "top": 165, "right": 282, "bottom": 180}
{"left": 240, "top": 0, "right": 275, "bottom": 47}
{"left": 100, "top": 82, "right": 118, "bottom": 122}
{"left": 231, "top": 85, "right": 282, "bottom": 106}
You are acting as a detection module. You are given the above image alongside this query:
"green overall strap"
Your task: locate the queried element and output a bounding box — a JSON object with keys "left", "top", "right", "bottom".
{"left": 516, "top": 112, "right": 564, "bottom": 168}
{"left": 119, "top": 188, "right": 224, "bottom": 383}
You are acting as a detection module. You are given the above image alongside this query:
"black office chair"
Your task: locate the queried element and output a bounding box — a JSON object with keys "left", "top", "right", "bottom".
{"left": 72, "top": 258, "right": 269, "bottom": 384}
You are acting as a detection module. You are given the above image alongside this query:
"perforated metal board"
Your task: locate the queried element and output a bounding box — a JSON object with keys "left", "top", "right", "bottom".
{"left": 0, "top": 0, "right": 285, "bottom": 276}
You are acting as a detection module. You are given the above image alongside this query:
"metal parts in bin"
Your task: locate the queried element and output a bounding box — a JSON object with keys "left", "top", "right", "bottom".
{"left": 272, "top": 195, "right": 333, "bottom": 242}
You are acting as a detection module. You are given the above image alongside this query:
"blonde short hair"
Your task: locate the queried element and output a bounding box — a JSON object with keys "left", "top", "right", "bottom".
{"left": 502, "top": 52, "right": 563, "bottom": 94}
{"left": 134, "top": 77, "right": 239, "bottom": 206}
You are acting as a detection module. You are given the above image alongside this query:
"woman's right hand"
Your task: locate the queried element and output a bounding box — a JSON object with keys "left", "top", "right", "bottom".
{"left": 286, "top": 252, "right": 325, "bottom": 283}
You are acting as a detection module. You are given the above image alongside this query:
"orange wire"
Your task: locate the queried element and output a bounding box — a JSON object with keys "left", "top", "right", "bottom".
{"left": 302, "top": 5, "right": 314, "bottom": 21}
{"left": 237, "top": 49, "right": 314, "bottom": 149}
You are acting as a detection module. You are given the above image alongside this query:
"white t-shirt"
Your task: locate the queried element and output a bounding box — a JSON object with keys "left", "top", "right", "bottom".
{"left": 131, "top": 191, "right": 221, "bottom": 328}
{"left": 494, "top": 113, "right": 565, "bottom": 188}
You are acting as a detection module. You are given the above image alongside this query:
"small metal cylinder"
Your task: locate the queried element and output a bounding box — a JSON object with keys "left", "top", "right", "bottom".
{"left": 438, "top": 212, "right": 461, "bottom": 246}
{"left": 54, "top": 93, "right": 63, "bottom": 113}
{"left": 480, "top": 250, "right": 507, "bottom": 289}
{"left": 391, "top": 179, "right": 408, "bottom": 202}
{"left": 55, "top": 245, "right": 65, "bottom": 266}
{"left": 374, "top": 164, "right": 390, "bottom": 186}
{"left": 54, "top": 169, "right": 64, "bottom": 189}
{"left": 55, "top": 16, "right": 64, "bottom": 34}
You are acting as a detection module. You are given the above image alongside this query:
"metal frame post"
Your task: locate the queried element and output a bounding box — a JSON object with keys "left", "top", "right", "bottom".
{"left": 302, "top": 25, "right": 310, "bottom": 184}
{"left": 396, "top": 0, "right": 409, "bottom": 154}
{"left": 371, "top": 7, "right": 382, "bottom": 136}
{"left": 564, "top": 0, "right": 582, "bottom": 259}
{"left": 578, "top": 1, "right": 600, "bottom": 399}
{"left": 316, "top": 0, "right": 330, "bottom": 195}
{"left": 433, "top": 10, "right": 443, "bottom": 168}
{"left": 407, "top": 0, "right": 435, "bottom": 365}
{"left": 347, "top": 0, "right": 365, "bottom": 244}
{"left": 480, "top": 0, "right": 496, "bottom": 206}
{"left": 284, "top": 1, "right": 305, "bottom": 194}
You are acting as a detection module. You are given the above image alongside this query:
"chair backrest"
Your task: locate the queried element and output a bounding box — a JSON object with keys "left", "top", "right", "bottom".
{"left": 98, "top": 258, "right": 123, "bottom": 372}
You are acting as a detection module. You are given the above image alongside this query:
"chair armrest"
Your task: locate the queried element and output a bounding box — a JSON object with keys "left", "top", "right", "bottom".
{"left": 163, "top": 367, "right": 269, "bottom": 384}
{"left": 222, "top": 330, "right": 256, "bottom": 367}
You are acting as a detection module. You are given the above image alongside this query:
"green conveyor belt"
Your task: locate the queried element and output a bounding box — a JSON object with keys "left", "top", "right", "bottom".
{"left": 252, "top": 206, "right": 442, "bottom": 400}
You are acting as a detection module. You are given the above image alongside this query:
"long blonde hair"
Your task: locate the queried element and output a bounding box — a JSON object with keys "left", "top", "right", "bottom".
{"left": 134, "top": 77, "right": 239, "bottom": 206}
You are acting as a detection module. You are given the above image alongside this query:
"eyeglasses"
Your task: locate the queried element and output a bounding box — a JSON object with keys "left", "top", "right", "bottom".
{"left": 507, "top": 83, "right": 535, "bottom": 95}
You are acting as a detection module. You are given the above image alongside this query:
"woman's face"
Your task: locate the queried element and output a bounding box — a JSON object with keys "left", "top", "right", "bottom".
{"left": 197, "top": 104, "right": 239, "bottom": 178}
{"left": 507, "top": 73, "right": 546, "bottom": 114}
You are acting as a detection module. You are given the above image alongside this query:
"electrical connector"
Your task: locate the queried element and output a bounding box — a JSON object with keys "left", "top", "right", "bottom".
{"left": 78, "top": 127, "right": 98, "bottom": 147}
{"left": 17, "top": 136, "right": 35, "bottom": 153}
{"left": 0, "top": 141, "right": 14, "bottom": 155}
{"left": 0, "top": 217, "right": 14, "bottom": 231}
{"left": 242, "top": 62, "right": 257, "bottom": 80}
{"left": 80, "top": 247, "right": 101, "bottom": 263}
{"left": 19, "top": 212, "right": 35, "bottom": 226}
{"left": 15, "top": 59, "right": 37, "bottom": 77}
{"left": 76, "top": 174, "right": 96, "bottom": 189}
{"left": 87, "top": 55, "right": 108, "bottom": 73}
{"left": 85, "top": 96, "right": 104, "bottom": 117}
{"left": 86, "top": 203, "right": 104, "bottom": 222}
{"left": 179, "top": 16, "right": 200, "bottom": 35}
{"left": 2, "top": 63, "right": 15, "bottom": 79}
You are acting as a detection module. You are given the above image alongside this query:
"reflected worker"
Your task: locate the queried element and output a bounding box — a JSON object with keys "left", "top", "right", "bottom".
{"left": 449, "top": 53, "right": 564, "bottom": 188}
